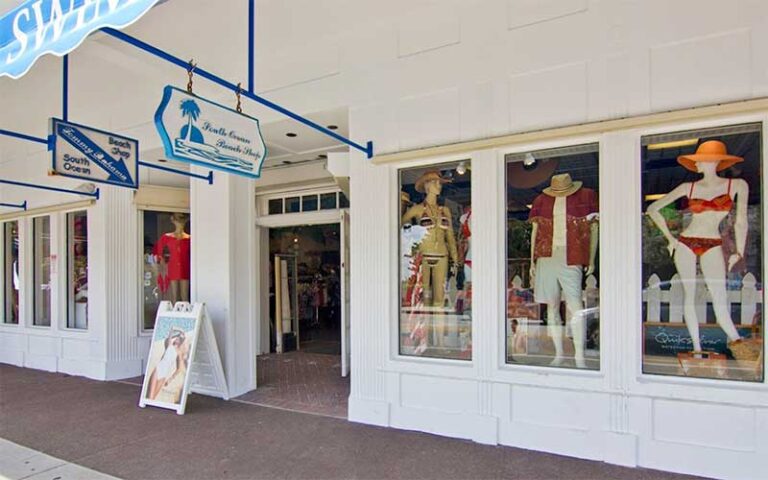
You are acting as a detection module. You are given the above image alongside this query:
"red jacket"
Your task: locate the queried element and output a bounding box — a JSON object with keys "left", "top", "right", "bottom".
{"left": 528, "top": 188, "right": 598, "bottom": 266}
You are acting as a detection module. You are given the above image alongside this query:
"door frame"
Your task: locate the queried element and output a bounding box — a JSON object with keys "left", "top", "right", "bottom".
{"left": 256, "top": 208, "right": 350, "bottom": 374}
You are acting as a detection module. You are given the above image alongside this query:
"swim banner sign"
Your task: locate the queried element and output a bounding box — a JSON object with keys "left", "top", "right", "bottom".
{"left": 154, "top": 86, "right": 267, "bottom": 179}
{"left": 50, "top": 118, "right": 139, "bottom": 189}
{"left": 1, "top": 0, "right": 160, "bottom": 79}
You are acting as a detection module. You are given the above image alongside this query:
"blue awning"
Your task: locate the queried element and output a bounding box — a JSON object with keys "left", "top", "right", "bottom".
{"left": 1, "top": 0, "right": 160, "bottom": 79}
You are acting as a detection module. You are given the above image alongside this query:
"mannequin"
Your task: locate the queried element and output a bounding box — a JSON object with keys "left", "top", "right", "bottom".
{"left": 402, "top": 171, "right": 459, "bottom": 347}
{"left": 154, "top": 213, "right": 191, "bottom": 303}
{"left": 529, "top": 173, "right": 598, "bottom": 368}
{"left": 646, "top": 140, "right": 747, "bottom": 353}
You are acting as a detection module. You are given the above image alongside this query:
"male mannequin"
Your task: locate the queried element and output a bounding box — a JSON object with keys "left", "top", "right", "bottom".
{"left": 529, "top": 173, "right": 598, "bottom": 368}
{"left": 402, "top": 171, "right": 459, "bottom": 347}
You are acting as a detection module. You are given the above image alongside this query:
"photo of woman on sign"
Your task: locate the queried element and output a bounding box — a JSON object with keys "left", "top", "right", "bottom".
{"left": 143, "top": 317, "right": 196, "bottom": 405}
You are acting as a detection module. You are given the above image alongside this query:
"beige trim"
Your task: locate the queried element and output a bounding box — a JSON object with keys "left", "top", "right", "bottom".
{"left": 0, "top": 200, "right": 94, "bottom": 221}
{"left": 133, "top": 185, "right": 189, "bottom": 211}
{"left": 372, "top": 97, "right": 768, "bottom": 165}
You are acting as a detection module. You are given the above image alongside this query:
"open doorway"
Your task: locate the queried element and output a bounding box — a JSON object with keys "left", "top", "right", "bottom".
{"left": 269, "top": 224, "right": 341, "bottom": 355}
{"left": 237, "top": 220, "right": 349, "bottom": 418}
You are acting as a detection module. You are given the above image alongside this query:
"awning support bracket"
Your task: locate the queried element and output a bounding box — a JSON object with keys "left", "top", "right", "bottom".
{"left": 0, "top": 178, "right": 100, "bottom": 200}
{"left": 101, "top": 27, "right": 374, "bottom": 159}
{"left": 0, "top": 201, "right": 27, "bottom": 210}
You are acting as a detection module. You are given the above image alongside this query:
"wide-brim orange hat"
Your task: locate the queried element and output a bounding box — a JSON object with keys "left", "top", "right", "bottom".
{"left": 414, "top": 171, "right": 451, "bottom": 193}
{"left": 677, "top": 140, "right": 743, "bottom": 172}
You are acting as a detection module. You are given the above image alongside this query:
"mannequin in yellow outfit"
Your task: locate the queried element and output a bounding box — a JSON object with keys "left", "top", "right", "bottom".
{"left": 402, "top": 171, "right": 459, "bottom": 327}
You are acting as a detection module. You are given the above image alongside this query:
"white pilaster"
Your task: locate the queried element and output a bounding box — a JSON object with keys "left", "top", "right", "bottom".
{"left": 191, "top": 168, "right": 257, "bottom": 397}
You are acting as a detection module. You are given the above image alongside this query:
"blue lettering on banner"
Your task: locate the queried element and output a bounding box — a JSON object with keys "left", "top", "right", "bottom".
{"left": 1, "top": 0, "right": 160, "bottom": 79}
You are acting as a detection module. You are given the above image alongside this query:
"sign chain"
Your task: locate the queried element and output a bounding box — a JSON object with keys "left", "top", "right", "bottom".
{"left": 236, "top": 82, "right": 243, "bottom": 114}
{"left": 186, "top": 59, "right": 197, "bottom": 94}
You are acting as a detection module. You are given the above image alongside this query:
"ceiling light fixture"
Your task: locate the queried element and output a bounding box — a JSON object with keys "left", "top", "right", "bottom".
{"left": 456, "top": 161, "right": 467, "bottom": 175}
{"left": 523, "top": 152, "right": 536, "bottom": 167}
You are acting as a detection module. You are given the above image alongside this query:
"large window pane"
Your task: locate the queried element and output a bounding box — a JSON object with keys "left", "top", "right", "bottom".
{"left": 505, "top": 144, "right": 600, "bottom": 370}
{"left": 399, "top": 161, "right": 471, "bottom": 360}
{"left": 142, "top": 211, "right": 191, "bottom": 330}
{"left": 33, "top": 216, "right": 51, "bottom": 327}
{"left": 3, "top": 221, "right": 19, "bottom": 324}
{"left": 642, "top": 123, "right": 763, "bottom": 382}
{"left": 67, "top": 211, "right": 88, "bottom": 329}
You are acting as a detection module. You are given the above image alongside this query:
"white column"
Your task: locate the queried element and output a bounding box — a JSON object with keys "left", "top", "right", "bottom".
{"left": 88, "top": 186, "right": 141, "bottom": 380}
{"left": 190, "top": 167, "right": 257, "bottom": 397}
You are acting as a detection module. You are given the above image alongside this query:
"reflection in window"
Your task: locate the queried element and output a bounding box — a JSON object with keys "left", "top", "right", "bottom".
{"left": 33, "top": 216, "right": 51, "bottom": 327}
{"left": 302, "top": 195, "right": 318, "bottom": 212}
{"left": 285, "top": 197, "right": 300, "bottom": 213}
{"left": 506, "top": 144, "right": 600, "bottom": 370}
{"left": 642, "top": 123, "right": 763, "bottom": 382}
{"left": 399, "top": 161, "right": 471, "bottom": 360}
{"left": 142, "top": 211, "right": 191, "bottom": 330}
{"left": 268, "top": 198, "right": 283, "bottom": 215}
{"left": 67, "top": 211, "right": 88, "bottom": 329}
{"left": 320, "top": 192, "right": 337, "bottom": 210}
{"left": 3, "top": 221, "right": 19, "bottom": 324}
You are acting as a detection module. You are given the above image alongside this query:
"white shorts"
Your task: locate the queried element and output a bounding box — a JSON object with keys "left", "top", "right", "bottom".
{"left": 533, "top": 247, "right": 583, "bottom": 306}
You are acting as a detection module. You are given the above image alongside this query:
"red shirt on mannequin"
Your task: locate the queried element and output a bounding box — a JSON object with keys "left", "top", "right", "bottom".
{"left": 154, "top": 233, "right": 191, "bottom": 281}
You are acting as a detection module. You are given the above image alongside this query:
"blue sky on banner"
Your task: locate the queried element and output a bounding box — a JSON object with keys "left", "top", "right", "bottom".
{"left": 1, "top": 0, "right": 160, "bottom": 79}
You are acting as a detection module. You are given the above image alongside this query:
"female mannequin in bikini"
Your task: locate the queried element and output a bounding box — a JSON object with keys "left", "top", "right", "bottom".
{"left": 402, "top": 171, "right": 459, "bottom": 348}
{"left": 647, "top": 141, "right": 747, "bottom": 352}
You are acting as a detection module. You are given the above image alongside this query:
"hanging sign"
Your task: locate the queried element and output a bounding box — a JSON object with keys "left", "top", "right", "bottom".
{"left": 50, "top": 118, "right": 139, "bottom": 189}
{"left": 1, "top": 0, "right": 161, "bottom": 79}
{"left": 154, "top": 86, "right": 267, "bottom": 179}
{"left": 139, "top": 302, "right": 228, "bottom": 415}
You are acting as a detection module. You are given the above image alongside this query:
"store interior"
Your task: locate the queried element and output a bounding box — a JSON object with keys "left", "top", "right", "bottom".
{"left": 269, "top": 223, "right": 342, "bottom": 355}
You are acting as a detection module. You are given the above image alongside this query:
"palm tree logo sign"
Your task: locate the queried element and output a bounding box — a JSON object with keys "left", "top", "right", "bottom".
{"left": 179, "top": 99, "right": 204, "bottom": 143}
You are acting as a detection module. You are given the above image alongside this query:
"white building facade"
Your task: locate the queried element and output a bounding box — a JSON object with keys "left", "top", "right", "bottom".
{"left": 1, "top": 1, "right": 767, "bottom": 479}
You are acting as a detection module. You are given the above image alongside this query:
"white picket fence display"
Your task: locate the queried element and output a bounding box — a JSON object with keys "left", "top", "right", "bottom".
{"left": 642, "top": 273, "right": 761, "bottom": 325}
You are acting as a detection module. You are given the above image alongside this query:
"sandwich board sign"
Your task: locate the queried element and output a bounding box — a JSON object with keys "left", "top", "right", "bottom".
{"left": 50, "top": 118, "right": 139, "bottom": 189}
{"left": 139, "top": 301, "right": 228, "bottom": 415}
{"left": 154, "top": 85, "right": 267, "bottom": 179}
{"left": 1, "top": 0, "right": 161, "bottom": 79}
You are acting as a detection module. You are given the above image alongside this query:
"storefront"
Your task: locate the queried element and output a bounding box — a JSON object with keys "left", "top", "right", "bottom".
{"left": 1, "top": 1, "right": 767, "bottom": 479}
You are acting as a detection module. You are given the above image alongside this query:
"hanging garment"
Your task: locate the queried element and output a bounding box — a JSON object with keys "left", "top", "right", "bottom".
{"left": 154, "top": 233, "right": 191, "bottom": 280}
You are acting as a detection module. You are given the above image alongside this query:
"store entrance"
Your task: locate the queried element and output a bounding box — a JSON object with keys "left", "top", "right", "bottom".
{"left": 239, "top": 219, "right": 350, "bottom": 418}
{"left": 269, "top": 223, "right": 342, "bottom": 356}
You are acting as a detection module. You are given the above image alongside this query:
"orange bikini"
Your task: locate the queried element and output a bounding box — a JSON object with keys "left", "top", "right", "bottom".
{"left": 678, "top": 180, "right": 732, "bottom": 257}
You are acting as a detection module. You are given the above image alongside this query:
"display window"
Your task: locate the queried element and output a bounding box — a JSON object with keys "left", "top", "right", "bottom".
{"left": 142, "top": 211, "right": 191, "bottom": 331}
{"left": 32, "top": 216, "right": 51, "bottom": 327}
{"left": 505, "top": 144, "right": 600, "bottom": 370}
{"left": 3, "top": 221, "right": 19, "bottom": 324}
{"left": 399, "top": 160, "right": 471, "bottom": 360}
{"left": 66, "top": 211, "right": 88, "bottom": 329}
{"left": 642, "top": 123, "right": 763, "bottom": 382}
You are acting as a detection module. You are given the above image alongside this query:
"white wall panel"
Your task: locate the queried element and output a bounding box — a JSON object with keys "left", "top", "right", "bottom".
{"left": 509, "top": 62, "right": 588, "bottom": 132}
{"left": 506, "top": 0, "right": 588, "bottom": 30}
{"left": 650, "top": 29, "right": 752, "bottom": 111}
{"left": 398, "top": 88, "right": 461, "bottom": 150}
{"left": 400, "top": 374, "right": 476, "bottom": 413}
{"left": 652, "top": 400, "right": 756, "bottom": 452}
{"left": 512, "top": 386, "right": 608, "bottom": 431}
{"left": 398, "top": 5, "right": 461, "bottom": 58}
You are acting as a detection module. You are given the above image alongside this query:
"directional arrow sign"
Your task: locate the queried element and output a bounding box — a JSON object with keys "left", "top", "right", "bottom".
{"left": 50, "top": 118, "right": 139, "bottom": 189}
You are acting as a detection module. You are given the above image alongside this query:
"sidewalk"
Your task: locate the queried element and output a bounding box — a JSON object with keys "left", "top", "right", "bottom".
{"left": 0, "top": 365, "right": 704, "bottom": 480}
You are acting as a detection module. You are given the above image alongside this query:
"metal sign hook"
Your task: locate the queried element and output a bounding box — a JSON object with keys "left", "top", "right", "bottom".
{"left": 236, "top": 82, "right": 243, "bottom": 114}
{"left": 187, "top": 59, "right": 197, "bottom": 94}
